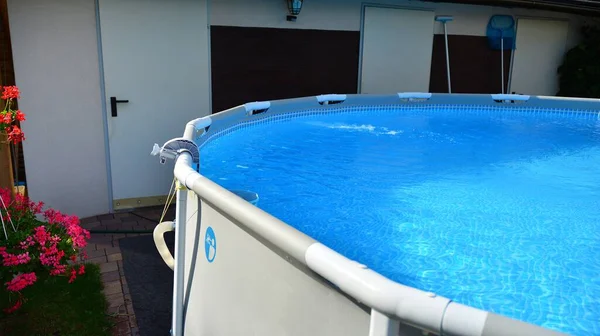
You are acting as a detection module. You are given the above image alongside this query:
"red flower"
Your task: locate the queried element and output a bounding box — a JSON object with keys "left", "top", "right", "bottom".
{"left": 1, "top": 86, "right": 20, "bottom": 100}
{"left": 14, "top": 110, "right": 25, "bottom": 122}
{"left": 7, "top": 125, "right": 25, "bottom": 144}
{"left": 78, "top": 264, "right": 85, "bottom": 275}
{"left": 1, "top": 113, "right": 11, "bottom": 124}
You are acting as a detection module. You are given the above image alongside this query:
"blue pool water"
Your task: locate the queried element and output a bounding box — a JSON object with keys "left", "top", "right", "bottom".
{"left": 199, "top": 107, "right": 600, "bottom": 335}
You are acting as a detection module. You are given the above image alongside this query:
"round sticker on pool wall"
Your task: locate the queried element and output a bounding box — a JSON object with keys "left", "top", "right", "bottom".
{"left": 204, "top": 226, "right": 216, "bottom": 263}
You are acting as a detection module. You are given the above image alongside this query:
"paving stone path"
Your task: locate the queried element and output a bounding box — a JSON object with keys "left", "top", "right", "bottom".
{"left": 80, "top": 207, "right": 174, "bottom": 336}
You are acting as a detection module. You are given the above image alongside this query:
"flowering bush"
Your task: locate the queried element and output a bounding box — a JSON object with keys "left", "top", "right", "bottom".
{"left": 0, "top": 85, "right": 26, "bottom": 144}
{"left": 0, "top": 188, "right": 90, "bottom": 313}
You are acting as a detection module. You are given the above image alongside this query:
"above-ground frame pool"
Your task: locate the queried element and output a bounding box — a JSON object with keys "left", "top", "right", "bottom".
{"left": 153, "top": 93, "right": 599, "bottom": 336}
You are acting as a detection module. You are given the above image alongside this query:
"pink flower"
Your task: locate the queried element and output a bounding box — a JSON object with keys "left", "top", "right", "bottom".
{"left": 43, "top": 209, "right": 58, "bottom": 223}
{"left": 6, "top": 272, "right": 37, "bottom": 292}
{"left": 43, "top": 209, "right": 89, "bottom": 248}
{"left": 1, "top": 251, "right": 31, "bottom": 267}
{"left": 19, "top": 236, "right": 35, "bottom": 249}
{"left": 33, "top": 226, "right": 50, "bottom": 245}
{"left": 68, "top": 268, "right": 77, "bottom": 283}
{"left": 0, "top": 186, "right": 91, "bottom": 313}
{"left": 50, "top": 264, "right": 66, "bottom": 276}
{"left": 0, "top": 188, "right": 11, "bottom": 206}
{"left": 39, "top": 243, "right": 65, "bottom": 268}
{"left": 32, "top": 201, "right": 44, "bottom": 214}
{"left": 3, "top": 297, "right": 22, "bottom": 314}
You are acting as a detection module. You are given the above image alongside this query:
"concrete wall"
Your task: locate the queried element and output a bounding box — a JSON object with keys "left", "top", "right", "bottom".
{"left": 7, "top": 0, "right": 109, "bottom": 218}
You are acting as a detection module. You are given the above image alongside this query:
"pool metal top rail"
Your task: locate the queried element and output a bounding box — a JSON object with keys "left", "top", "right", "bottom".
{"left": 186, "top": 92, "right": 600, "bottom": 146}
{"left": 168, "top": 93, "right": 595, "bottom": 336}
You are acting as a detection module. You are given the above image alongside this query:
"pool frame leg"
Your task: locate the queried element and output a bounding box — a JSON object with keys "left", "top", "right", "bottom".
{"left": 369, "top": 309, "right": 400, "bottom": 336}
{"left": 171, "top": 183, "right": 187, "bottom": 336}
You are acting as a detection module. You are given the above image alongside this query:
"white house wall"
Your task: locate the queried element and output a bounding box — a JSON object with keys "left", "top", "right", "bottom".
{"left": 211, "top": 0, "right": 588, "bottom": 47}
{"left": 7, "top": 0, "right": 109, "bottom": 218}
{"left": 5, "top": 0, "right": 594, "bottom": 217}
{"left": 211, "top": 0, "right": 590, "bottom": 95}
{"left": 509, "top": 18, "right": 571, "bottom": 95}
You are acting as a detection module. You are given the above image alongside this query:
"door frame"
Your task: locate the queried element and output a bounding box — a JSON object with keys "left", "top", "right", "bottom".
{"left": 506, "top": 15, "right": 570, "bottom": 94}
{"left": 94, "top": 0, "right": 114, "bottom": 213}
{"left": 93, "top": 0, "right": 213, "bottom": 213}
{"left": 357, "top": 2, "right": 434, "bottom": 93}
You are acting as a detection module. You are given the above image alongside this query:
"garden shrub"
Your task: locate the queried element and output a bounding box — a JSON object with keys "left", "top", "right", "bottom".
{"left": 0, "top": 188, "right": 90, "bottom": 313}
{"left": 557, "top": 24, "right": 600, "bottom": 98}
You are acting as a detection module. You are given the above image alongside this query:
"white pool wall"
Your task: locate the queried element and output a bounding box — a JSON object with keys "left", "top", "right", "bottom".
{"left": 168, "top": 93, "right": 600, "bottom": 336}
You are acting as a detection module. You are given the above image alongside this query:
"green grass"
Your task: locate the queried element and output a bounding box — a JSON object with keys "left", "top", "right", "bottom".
{"left": 0, "top": 263, "right": 113, "bottom": 336}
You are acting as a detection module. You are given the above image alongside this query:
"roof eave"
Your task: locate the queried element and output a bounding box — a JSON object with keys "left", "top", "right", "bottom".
{"left": 423, "top": 0, "right": 600, "bottom": 16}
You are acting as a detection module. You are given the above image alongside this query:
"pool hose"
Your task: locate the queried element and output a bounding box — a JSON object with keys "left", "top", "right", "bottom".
{"left": 88, "top": 229, "right": 154, "bottom": 234}
{"left": 87, "top": 211, "right": 166, "bottom": 234}
{"left": 89, "top": 181, "right": 177, "bottom": 235}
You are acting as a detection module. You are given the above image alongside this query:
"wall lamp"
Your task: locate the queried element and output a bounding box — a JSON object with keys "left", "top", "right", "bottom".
{"left": 286, "top": 0, "right": 304, "bottom": 22}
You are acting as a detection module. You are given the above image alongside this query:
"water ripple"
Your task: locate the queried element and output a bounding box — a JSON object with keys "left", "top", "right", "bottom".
{"left": 201, "top": 108, "right": 600, "bottom": 335}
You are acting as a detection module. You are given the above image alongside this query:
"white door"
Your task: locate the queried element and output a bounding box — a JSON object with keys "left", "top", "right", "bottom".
{"left": 98, "top": 0, "right": 211, "bottom": 209}
{"left": 509, "top": 18, "right": 569, "bottom": 96}
{"left": 360, "top": 6, "right": 435, "bottom": 94}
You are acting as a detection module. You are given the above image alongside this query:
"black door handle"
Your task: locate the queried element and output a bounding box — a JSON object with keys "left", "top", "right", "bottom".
{"left": 110, "top": 97, "right": 129, "bottom": 117}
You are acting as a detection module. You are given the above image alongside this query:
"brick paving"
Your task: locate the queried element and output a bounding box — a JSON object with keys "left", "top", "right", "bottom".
{"left": 80, "top": 206, "right": 175, "bottom": 336}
